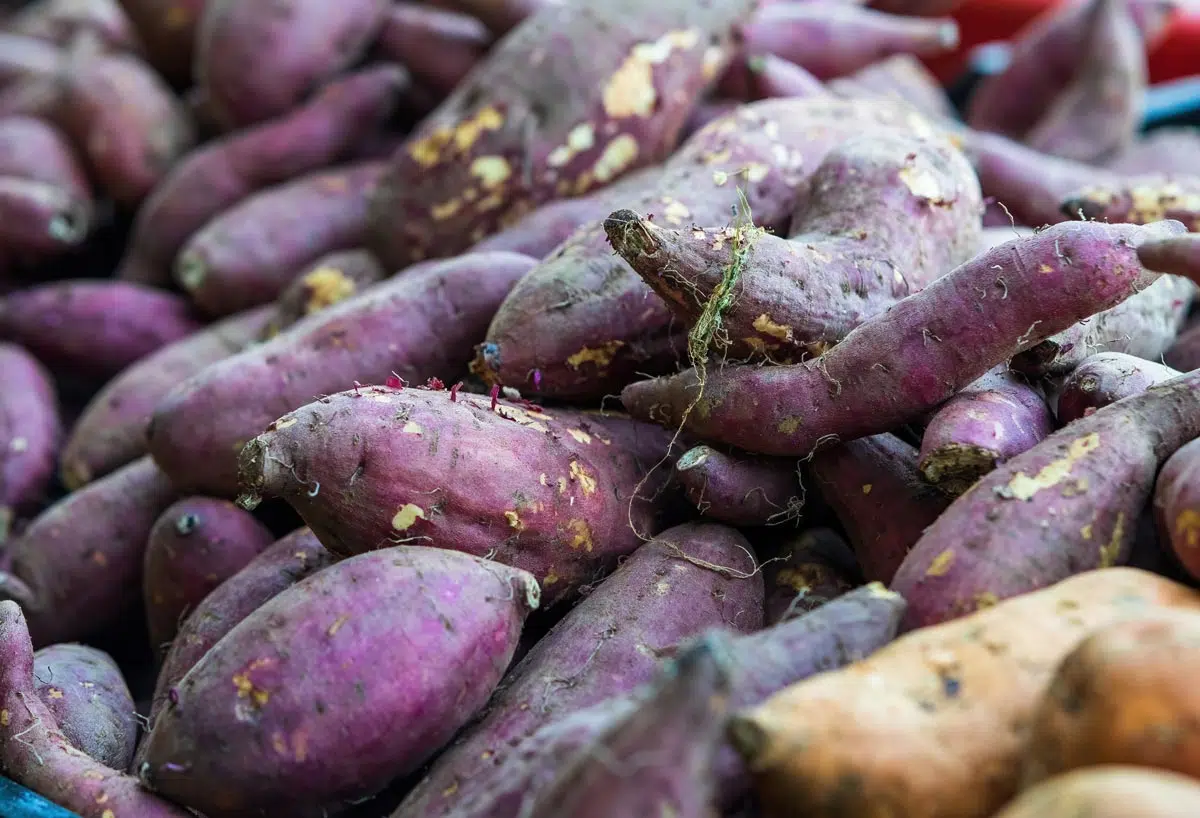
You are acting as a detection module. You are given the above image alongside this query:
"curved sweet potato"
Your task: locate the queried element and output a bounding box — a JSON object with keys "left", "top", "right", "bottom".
{"left": 675, "top": 445, "right": 803, "bottom": 527}
{"left": 0, "top": 342, "right": 59, "bottom": 539}
{"left": 32, "top": 643, "right": 136, "bottom": 770}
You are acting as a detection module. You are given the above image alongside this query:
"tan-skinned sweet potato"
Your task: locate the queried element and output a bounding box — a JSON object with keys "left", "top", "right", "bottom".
{"left": 1153, "top": 436, "right": 1200, "bottom": 581}
{"left": 992, "top": 767, "right": 1200, "bottom": 818}
{"left": 1056, "top": 352, "right": 1180, "bottom": 424}
{"left": 0, "top": 342, "right": 59, "bottom": 540}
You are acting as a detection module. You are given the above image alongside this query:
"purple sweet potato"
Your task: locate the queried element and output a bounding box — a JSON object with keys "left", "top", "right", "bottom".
{"left": 142, "top": 496, "right": 275, "bottom": 655}
{"left": 891, "top": 369, "right": 1200, "bottom": 630}
{"left": 1106, "top": 127, "right": 1200, "bottom": 176}
{"left": 0, "top": 601, "right": 193, "bottom": 818}
{"left": 1062, "top": 177, "right": 1200, "bottom": 227}
{"left": 33, "top": 642, "right": 136, "bottom": 769}
{"left": 195, "top": 0, "right": 391, "bottom": 129}
{"left": 0, "top": 343, "right": 59, "bottom": 539}
{"left": 267, "top": 248, "right": 386, "bottom": 335}
{"left": 1154, "top": 437, "right": 1200, "bottom": 582}
{"left": 366, "top": 0, "right": 755, "bottom": 268}
{"left": 716, "top": 53, "right": 828, "bottom": 103}
{"left": 0, "top": 456, "right": 178, "bottom": 646}
{"left": 606, "top": 130, "right": 982, "bottom": 362}
{"left": 475, "top": 97, "right": 948, "bottom": 401}
{"left": 0, "top": 30, "right": 61, "bottom": 86}
{"left": 918, "top": 365, "right": 1055, "bottom": 496}
{"left": 1010, "top": 272, "right": 1195, "bottom": 377}
{"left": 7, "top": 0, "right": 140, "bottom": 53}
{"left": 148, "top": 251, "right": 537, "bottom": 497}
{"left": 237, "top": 385, "right": 683, "bottom": 604}
{"left": 0, "top": 115, "right": 93, "bottom": 255}
{"left": 675, "top": 445, "right": 803, "bottom": 527}
{"left": 1165, "top": 320, "right": 1200, "bottom": 371}
{"left": 810, "top": 433, "right": 951, "bottom": 583}
{"left": 1057, "top": 352, "right": 1180, "bottom": 424}
{"left": 60, "top": 306, "right": 275, "bottom": 490}
{"left": 738, "top": 2, "right": 959, "bottom": 80}
{"left": 138, "top": 546, "right": 540, "bottom": 817}
{"left": 1022, "top": 0, "right": 1145, "bottom": 164}
{"left": 174, "top": 160, "right": 387, "bottom": 317}
{"left": 827, "top": 54, "right": 957, "bottom": 121}
{"left": 0, "top": 280, "right": 203, "bottom": 381}
{"left": 760, "top": 528, "right": 858, "bottom": 625}
{"left": 440, "top": 0, "right": 559, "bottom": 37}
{"left": 621, "top": 220, "right": 1185, "bottom": 463}
{"left": 116, "top": 65, "right": 405, "bottom": 286}
{"left": 394, "top": 522, "right": 763, "bottom": 818}
{"left": 116, "top": 0, "right": 209, "bottom": 86}
{"left": 373, "top": 3, "right": 490, "bottom": 96}
{"left": 1140, "top": 234, "right": 1200, "bottom": 276}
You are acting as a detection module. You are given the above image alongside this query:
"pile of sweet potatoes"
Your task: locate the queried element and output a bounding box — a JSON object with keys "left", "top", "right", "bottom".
{"left": 2, "top": 0, "right": 1200, "bottom": 816}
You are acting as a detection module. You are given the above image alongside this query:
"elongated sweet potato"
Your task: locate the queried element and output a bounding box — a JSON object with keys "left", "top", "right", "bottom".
{"left": 195, "top": 0, "right": 391, "bottom": 129}
{"left": 1153, "top": 437, "right": 1200, "bottom": 581}
{"left": 994, "top": 766, "right": 1200, "bottom": 818}
{"left": 1139, "top": 233, "right": 1200, "bottom": 280}
{"left": 0, "top": 115, "right": 93, "bottom": 256}
{"left": 373, "top": 3, "right": 490, "bottom": 96}
{"left": 0, "top": 601, "right": 193, "bottom": 818}
{"left": 237, "top": 385, "right": 682, "bottom": 604}
{"left": 811, "top": 433, "right": 950, "bottom": 583}
{"left": 1023, "top": 0, "right": 1145, "bottom": 164}
{"left": 116, "top": 0, "right": 208, "bottom": 86}
{"left": 438, "top": 582, "right": 907, "bottom": 818}
{"left": 827, "top": 54, "right": 956, "bottom": 121}
{"left": 394, "top": 522, "right": 763, "bottom": 818}
{"left": 138, "top": 547, "right": 540, "bottom": 817}
{"left": 0, "top": 343, "right": 59, "bottom": 540}
{"left": 366, "top": 0, "right": 755, "bottom": 268}
{"left": 142, "top": 496, "right": 274, "bottom": 655}
{"left": 8, "top": 0, "right": 140, "bottom": 52}
{"left": 738, "top": 2, "right": 959, "bottom": 80}
{"left": 33, "top": 643, "right": 136, "bottom": 770}
{"left": 918, "top": 366, "right": 1054, "bottom": 496}
{"left": 1010, "top": 272, "right": 1195, "bottom": 377}
{"left": 760, "top": 528, "right": 858, "bottom": 624}
{"left": 727, "top": 567, "right": 1200, "bottom": 818}
{"left": 716, "top": 53, "right": 827, "bottom": 103}
{"left": 1023, "top": 611, "right": 1200, "bottom": 785}
{"left": 1056, "top": 352, "right": 1179, "bottom": 424}
{"left": 60, "top": 306, "right": 275, "bottom": 490}
{"left": 0, "top": 280, "right": 202, "bottom": 382}
{"left": 476, "top": 97, "right": 947, "bottom": 401}
{"left": 892, "top": 368, "right": 1200, "bottom": 631}
{"left": 675, "top": 446, "right": 802, "bottom": 527}
{"left": 267, "top": 249, "right": 386, "bottom": 335}
{"left": 0, "top": 456, "right": 177, "bottom": 646}
{"left": 621, "top": 219, "right": 1184, "bottom": 460}
{"left": 149, "top": 251, "right": 537, "bottom": 496}
{"left": 174, "top": 161, "right": 387, "bottom": 317}
{"left": 606, "top": 130, "right": 982, "bottom": 362}
{"left": 117, "top": 65, "right": 405, "bottom": 286}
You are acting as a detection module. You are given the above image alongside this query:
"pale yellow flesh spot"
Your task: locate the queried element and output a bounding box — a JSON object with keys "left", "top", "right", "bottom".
{"left": 547, "top": 122, "right": 597, "bottom": 167}
{"left": 592, "top": 134, "right": 640, "bottom": 184}
{"left": 392, "top": 504, "right": 426, "bottom": 531}
{"left": 470, "top": 156, "right": 512, "bottom": 187}
{"left": 273, "top": 417, "right": 298, "bottom": 431}
{"left": 543, "top": 571, "right": 559, "bottom": 586}
{"left": 898, "top": 163, "right": 944, "bottom": 200}
{"left": 566, "top": 340, "right": 625, "bottom": 370}
{"left": 567, "top": 519, "right": 595, "bottom": 552}
{"left": 504, "top": 510, "right": 524, "bottom": 531}
{"left": 1001, "top": 433, "right": 1101, "bottom": 501}
{"left": 753, "top": 313, "right": 793, "bottom": 342}
{"left": 663, "top": 199, "right": 691, "bottom": 225}
{"left": 925, "top": 549, "right": 955, "bottom": 577}
{"left": 777, "top": 416, "right": 803, "bottom": 435}
{"left": 569, "top": 460, "right": 598, "bottom": 495}
{"left": 402, "top": 421, "right": 424, "bottom": 435}
{"left": 601, "top": 30, "right": 702, "bottom": 120}
{"left": 1099, "top": 513, "right": 1126, "bottom": 569}
{"left": 567, "top": 428, "right": 593, "bottom": 444}
{"left": 47, "top": 688, "right": 63, "bottom": 699}
{"left": 327, "top": 614, "right": 350, "bottom": 636}
{"left": 1175, "top": 508, "right": 1200, "bottom": 548}
{"left": 301, "top": 267, "right": 356, "bottom": 314}
{"left": 431, "top": 198, "right": 462, "bottom": 221}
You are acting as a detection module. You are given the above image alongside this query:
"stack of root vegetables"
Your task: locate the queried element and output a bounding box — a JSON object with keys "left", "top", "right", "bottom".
{"left": 2, "top": 0, "right": 1200, "bottom": 816}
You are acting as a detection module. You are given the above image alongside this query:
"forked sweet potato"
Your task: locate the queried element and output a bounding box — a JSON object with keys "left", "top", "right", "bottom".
{"left": 892, "top": 368, "right": 1200, "bottom": 630}
{"left": 0, "top": 601, "right": 192, "bottom": 818}
{"left": 1023, "top": 610, "right": 1200, "bottom": 785}
{"left": 366, "top": 0, "right": 756, "bottom": 268}
{"left": 237, "top": 385, "right": 682, "bottom": 604}
{"left": 393, "top": 522, "right": 763, "bottom": 818}
{"left": 675, "top": 446, "right": 803, "bottom": 527}
{"left": 0, "top": 342, "right": 59, "bottom": 540}
{"left": 727, "top": 568, "right": 1200, "bottom": 818}
{"left": 373, "top": 3, "right": 491, "bottom": 96}
{"left": 811, "top": 433, "right": 951, "bottom": 583}
{"left": 148, "top": 251, "right": 537, "bottom": 496}
{"left": 32, "top": 643, "right": 136, "bottom": 770}
{"left": 1056, "top": 352, "right": 1179, "bottom": 424}
{"left": 138, "top": 547, "right": 541, "bottom": 817}
{"left": 620, "top": 220, "right": 1184, "bottom": 460}
{"left": 267, "top": 249, "right": 386, "bottom": 335}
{"left": 992, "top": 767, "right": 1200, "bottom": 818}
{"left": 760, "top": 528, "right": 858, "bottom": 624}
{"left": 116, "top": 0, "right": 209, "bottom": 86}
{"left": 1153, "top": 437, "right": 1200, "bottom": 581}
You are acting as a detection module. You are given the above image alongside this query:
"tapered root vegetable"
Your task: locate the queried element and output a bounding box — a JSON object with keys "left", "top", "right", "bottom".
{"left": 605, "top": 131, "right": 982, "bottom": 362}
{"left": 1153, "top": 437, "right": 1200, "bottom": 581}
{"left": 738, "top": 2, "right": 959, "bottom": 80}
{"left": 60, "top": 306, "right": 275, "bottom": 490}
{"left": 366, "top": 0, "right": 755, "bottom": 268}
{"left": 372, "top": 3, "right": 490, "bottom": 96}
{"left": 117, "top": 66, "right": 406, "bottom": 286}
{"left": 761, "top": 529, "right": 858, "bottom": 624}
{"left": 993, "top": 767, "right": 1200, "bottom": 818}
{"left": 116, "top": 0, "right": 208, "bottom": 86}
{"left": 0, "top": 457, "right": 177, "bottom": 647}
{"left": 918, "top": 366, "right": 1054, "bottom": 496}
{"left": 1061, "top": 177, "right": 1200, "bottom": 226}
{"left": 267, "top": 249, "right": 386, "bottom": 335}
{"left": 892, "top": 369, "right": 1200, "bottom": 631}
{"left": 0, "top": 602, "right": 193, "bottom": 818}
{"left": 1023, "top": 611, "right": 1200, "bottom": 785}
{"left": 32, "top": 643, "right": 136, "bottom": 770}
{"left": 142, "top": 497, "right": 275, "bottom": 655}
{"left": 621, "top": 219, "right": 1184, "bottom": 460}
{"left": 811, "top": 433, "right": 950, "bottom": 583}
{"left": 236, "top": 385, "right": 682, "bottom": 604}
{"left": 0, "top": 343, "right": 59, "bottom": 539}
{"left": 148, "top": 251, "right": 537, "bottom": 497}
{"left": 476, "top": 98, "right": 947, "bottom": 401}
{"left": 1056, "top": 352, "right": 1180, "bottom": 424}
{"left": 195, "top": 0, "right": 391, "bottom": 129}
{"left": 393, "top": 522, "right": 763, "bottom": 818}
{"left": 1023, "top": 0, "right": 1145, "bottom": 164}
{"left": 7, "top": 0, "right": 140, "bottom": 52}
{"left": 1138, "top": 233, "right": 1200, "bottom": 278}
{"left": 726, "top": 568, "right": 1200, "bottom": 818}
{"left": 827, "top": 54, "right": 956, "bottom": 121}
{"left": 0, "top": 115, "right": 93, "bottom": 256}
{"left": 138, "top": 547, "right": 540, "bottom": 817}
{"left": 0, "top": 280, "right": 202, "bottom": 382}
{"left": 674, "top": 446, "right": 802, "bottom": 527}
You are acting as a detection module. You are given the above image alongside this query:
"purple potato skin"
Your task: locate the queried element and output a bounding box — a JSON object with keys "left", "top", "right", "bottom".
{"left": 0, "top": 342, "right": 59, "bottom": 537}
{"left": 675, "top": 445, "right": 802, "bottom": 527}
{"left": 1056, "top": 352, "right": 1180, "bottom": 425}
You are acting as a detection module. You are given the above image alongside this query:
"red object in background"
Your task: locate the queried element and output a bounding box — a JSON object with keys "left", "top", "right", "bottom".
{"left": 923, "top": 0, "right": 1200, "bottom": 84}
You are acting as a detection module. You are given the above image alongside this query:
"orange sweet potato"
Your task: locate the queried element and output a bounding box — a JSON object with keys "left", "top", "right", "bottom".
{"left": 990, "top": 767, "right": 1200, "bottom": 818}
